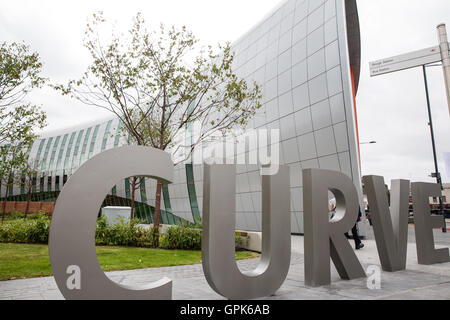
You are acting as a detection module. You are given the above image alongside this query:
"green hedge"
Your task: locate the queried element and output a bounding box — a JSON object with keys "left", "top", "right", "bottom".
{"left": 160, "top": 222, "right": 248, "bottom": 250}
{"left": 0, "top": 216, "right": 50, "bottom": 244}
{"left": 0, "top": 215, "right": 248, "bottom": 250}
{"left": 95, "top": 216, "right": 157, "bottom": 247}
{"left": 2, "top": 212, "right": 45, "bottom": 221}
{"left": 159, "top": 224, "right": 202, "bottom": 250}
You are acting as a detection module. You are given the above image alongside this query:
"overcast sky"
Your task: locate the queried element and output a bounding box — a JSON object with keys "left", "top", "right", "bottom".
{"left": 0, "top": 0, "right": 449, "bottom": 184}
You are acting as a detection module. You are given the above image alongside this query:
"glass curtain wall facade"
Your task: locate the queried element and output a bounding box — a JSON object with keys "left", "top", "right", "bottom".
{"left": 4, "top": 0, "right": 362, "bottom": 233}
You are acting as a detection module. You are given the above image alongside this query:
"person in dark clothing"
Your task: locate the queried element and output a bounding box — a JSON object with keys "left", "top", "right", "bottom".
{"left": 345, "top": 208, "right": 364, "bottom": 250}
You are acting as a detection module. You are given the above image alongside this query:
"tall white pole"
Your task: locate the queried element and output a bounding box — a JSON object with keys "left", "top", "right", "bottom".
{"left": 437, "top": 24, "right": 450, "bottom": 116}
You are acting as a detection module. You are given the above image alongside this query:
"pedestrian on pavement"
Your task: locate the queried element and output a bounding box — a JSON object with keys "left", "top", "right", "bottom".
{"left": 345, "top": 208, "right": 364, "bottom": 250}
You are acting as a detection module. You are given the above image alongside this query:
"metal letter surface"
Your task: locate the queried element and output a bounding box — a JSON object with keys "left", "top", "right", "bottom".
{"left": 411, "top": 182, "right": 450, "bottom": 265}
{"left": 49, "top": 146, "right": 173, "bottom": 300}
{"left": 202, "top": 164, "right": 291, "bottom": 300}
{"left": 303, "top": 169, "right": 366, "bottom": 287}
{"left": 363, "top": 176, "right": 410, "bottom": 271}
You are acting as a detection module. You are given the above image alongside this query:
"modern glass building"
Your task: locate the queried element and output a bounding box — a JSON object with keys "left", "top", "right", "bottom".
{"left": 5, "top": 0, "right": 363, "bottom": 234}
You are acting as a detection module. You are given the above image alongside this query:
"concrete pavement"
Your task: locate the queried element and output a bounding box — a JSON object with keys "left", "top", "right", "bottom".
{"left": 1, "top": 225, "right": 450, "bottom": 300}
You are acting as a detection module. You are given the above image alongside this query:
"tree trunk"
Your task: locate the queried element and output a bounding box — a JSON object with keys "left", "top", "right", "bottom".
{"left": 130, "top": 177, "right": 136, "bottom": 221}
{"left": 1, "top": 185, "right": 9, "bottom": 225}
{"left": 25, "top": 185, "right": 32, "bottom": 219}
{"left": 153, "top": 180, "right": 163, "bottom": 246}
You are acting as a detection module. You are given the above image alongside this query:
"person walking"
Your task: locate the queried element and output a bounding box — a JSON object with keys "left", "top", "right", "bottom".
{"left": 345, "top": 208, "right": 364, "bottom": 250}
{"left": 329, "top": 198, "right": 364, "bottom": 250}
{"left": 329, "top": 198, "right": 336, "bottom": 221}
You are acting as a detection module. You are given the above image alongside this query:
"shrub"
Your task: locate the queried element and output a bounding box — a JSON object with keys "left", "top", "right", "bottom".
{"left": 160, "top": 221, "right": 248, "bottom": 250}
{"left": 0, "top": 215, "right": 50, "bottom": 244}
{"left": 95, "top": 216, "right": 156, "bottom": 247}
{"left": 2, "top": 211, "right": 45, "bottom": 221}
{"left": 0, "top": 214, "right": 249, "bottom": 250}
{"left": 160, "top": 223, "right": 202, "bottom": 250}
{"left": 235, "top": 232, "right": 249, "bottom": 250}
{"left": 0, "top": 215, "right": 155, "bottom": 247}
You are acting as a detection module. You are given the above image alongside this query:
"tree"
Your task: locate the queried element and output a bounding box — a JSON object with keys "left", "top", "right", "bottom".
{"left": 0, "top": 149, "right": 19, "bottom": 223}
{"left": 0, "top": 42, "right": 47, "bottom": 223}
{"left": 0, "top": 42, "right": 47, "bottom": 147}
{"left": 130, "top": 176, "right": 144, "bottom": 220}
{"left": 55, "top": 13, "right": 262, "bottom": 245}
{"left": 17, "top": 157, "right": 46, "bottom": 219}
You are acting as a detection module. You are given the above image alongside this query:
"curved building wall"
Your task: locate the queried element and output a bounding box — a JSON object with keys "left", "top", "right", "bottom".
{"left": 7, "top": 0, "right": 362, "bottom": 234}
{"left": 187, "top": 0, "right": 363, "bottom": 233}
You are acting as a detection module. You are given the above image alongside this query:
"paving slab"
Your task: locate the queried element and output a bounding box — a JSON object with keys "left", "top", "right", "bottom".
{"left": 1, "top": 226, "right": 450, "bottom": 300}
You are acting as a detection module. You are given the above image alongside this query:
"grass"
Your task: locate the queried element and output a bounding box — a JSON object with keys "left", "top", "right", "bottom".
{"left": 0, "top": 243, "right": 260, "bottom": 281}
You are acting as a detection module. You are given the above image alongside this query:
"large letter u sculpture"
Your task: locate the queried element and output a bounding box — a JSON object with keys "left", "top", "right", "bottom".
{"left": 202, "top": 164, "right": 291, "bottom": 300}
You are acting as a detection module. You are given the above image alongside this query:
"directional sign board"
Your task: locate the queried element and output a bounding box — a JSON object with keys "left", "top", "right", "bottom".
{"left": 370, "top": 45, "right": 446, "bottom": 77}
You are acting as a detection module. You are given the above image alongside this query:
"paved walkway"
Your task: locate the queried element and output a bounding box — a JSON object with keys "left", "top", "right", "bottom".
{"left": 1, "top": 226, "right": 450, "bottom": 300}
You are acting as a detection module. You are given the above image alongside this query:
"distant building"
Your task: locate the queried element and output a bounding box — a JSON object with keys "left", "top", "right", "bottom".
{"left": 442, "top": 183, "right": 449, "bottom": 204}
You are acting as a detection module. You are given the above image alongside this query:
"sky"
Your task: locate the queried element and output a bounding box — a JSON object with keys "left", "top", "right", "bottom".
{"left": 0, "top": 0, "right": 449, "bottom": 184}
